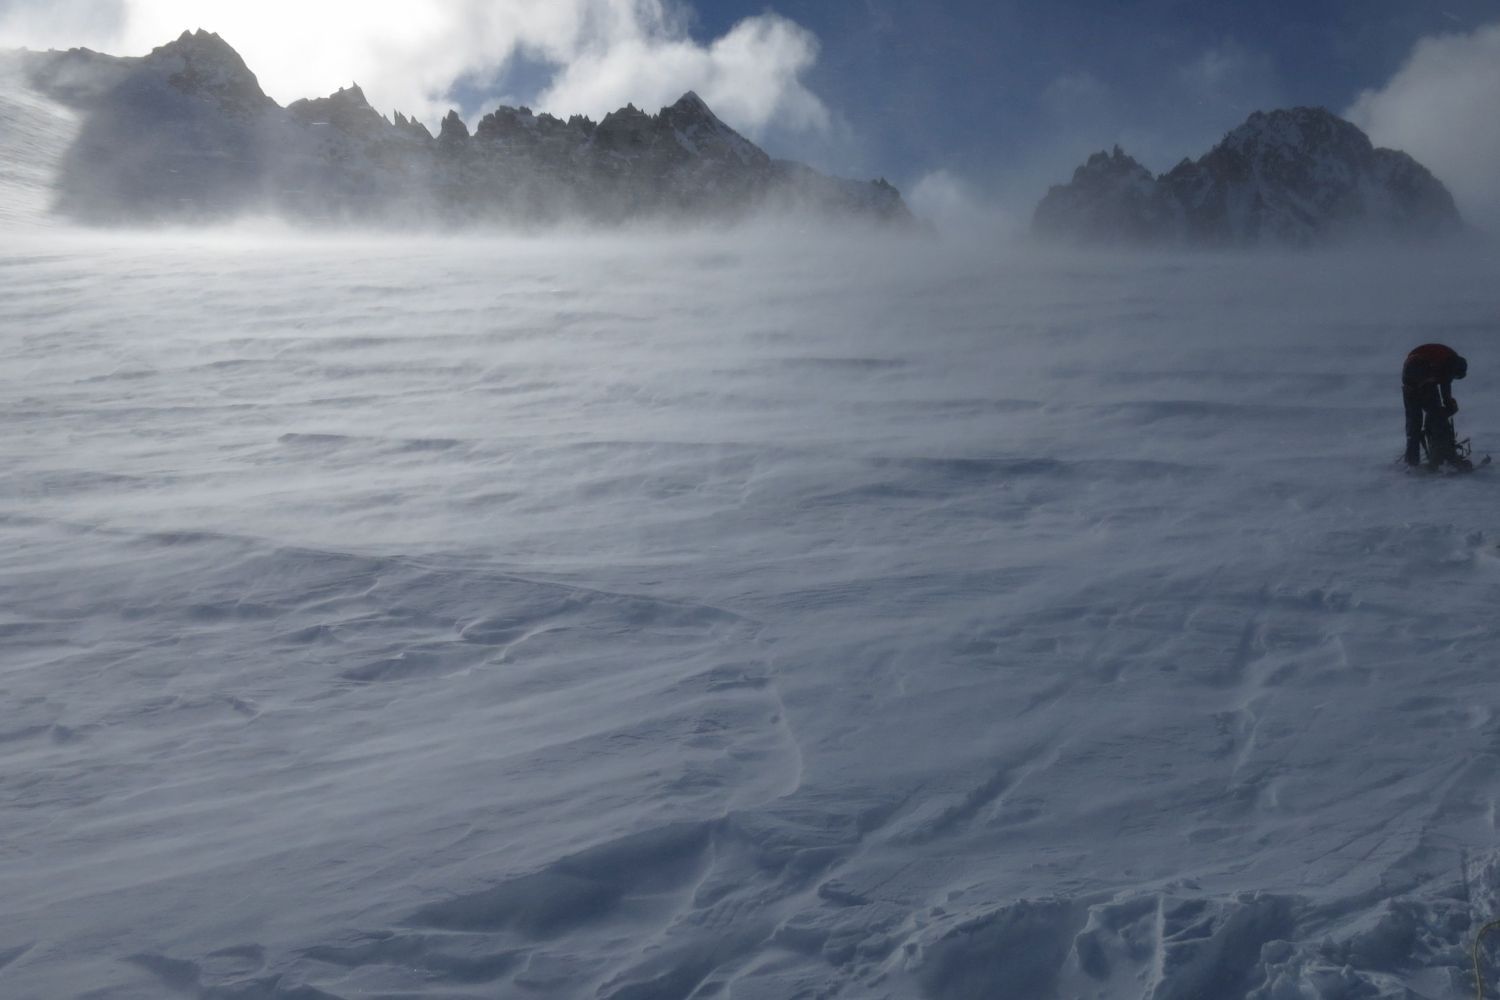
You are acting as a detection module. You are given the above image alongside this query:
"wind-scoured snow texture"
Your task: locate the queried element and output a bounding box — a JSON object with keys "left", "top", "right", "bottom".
{"left": 1034, "top": 107, "right": 1463, "bottom": 246}
{"left": 9, "top": 29, "right": 911, "bottom": 227}
{"left": 3, "top": 227, "right": 1500, "bottom": 999}
{"left": 0, "top": 53, "right": 81, "bottom": 228}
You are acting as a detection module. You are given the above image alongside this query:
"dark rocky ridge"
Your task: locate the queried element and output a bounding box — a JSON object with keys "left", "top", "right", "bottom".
{"left": 15, "top": 29, "right": 912, "bottom": 227}
{"left": 1034, "top": 107, "right": 1462, "bottom": 246}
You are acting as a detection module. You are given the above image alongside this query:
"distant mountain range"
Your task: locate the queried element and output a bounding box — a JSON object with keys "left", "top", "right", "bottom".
{"left": 1034, "top": 107, "right": 1463, "bottom": 246}
{"left": 10, "top": 29, "right": 912, "bottom": 227}
{"left": 7, "top": 30, "right": 1467, "bottom": 244}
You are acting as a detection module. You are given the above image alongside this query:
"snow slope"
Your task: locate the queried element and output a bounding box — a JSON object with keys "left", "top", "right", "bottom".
{"left": 2, "top": 225, "right": 1500, "bottom": 1000}
{"left": 0, "top": 57, "right": 80, "bottom": 229}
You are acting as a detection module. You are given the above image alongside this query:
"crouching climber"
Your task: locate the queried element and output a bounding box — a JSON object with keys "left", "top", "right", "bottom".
{"left": 1402, "top": 343, "right": 1469, "bottom": 470}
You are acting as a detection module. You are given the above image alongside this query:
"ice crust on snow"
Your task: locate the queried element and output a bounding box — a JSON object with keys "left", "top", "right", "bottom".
{"left": 2, "top": 220, "right": 1500, "bottom": 998}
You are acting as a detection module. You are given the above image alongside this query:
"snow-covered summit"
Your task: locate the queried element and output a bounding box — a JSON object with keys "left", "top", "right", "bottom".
{"left": 1035, "top": 107, "right": 1463, "bottom": 246}
{"left": 1218, "top": 106, "right": 1367, "bottom": 158}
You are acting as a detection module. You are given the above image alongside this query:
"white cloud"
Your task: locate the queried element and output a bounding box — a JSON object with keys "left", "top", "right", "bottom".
{"left": 1179, "top": 45, "right": 1267, "bottom": 97}
{"left": 906, "top": 170, "right": 1015, "bottom": 237}
{"left": 1035, "top": 45, "right": 1281, "bottom": 177}
{"left": 0, "top": 0, "right": 125, "bottom": 50}
{"left": 1040, "top": 71, "right": 1110, "bottom": 119}
{"left": 539, "top": 13, "right": 826, "bottom": 131}
{"left": 0, "top": 0, "right": 829, "bottom": 136}
{"left": 1346, "top": 22, "right": 1500, "bottom": 230}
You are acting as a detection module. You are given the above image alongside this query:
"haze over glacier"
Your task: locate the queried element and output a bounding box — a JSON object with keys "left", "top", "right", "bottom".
{"left": 5, "top": 21, "right": 1500, "bottom": 1000}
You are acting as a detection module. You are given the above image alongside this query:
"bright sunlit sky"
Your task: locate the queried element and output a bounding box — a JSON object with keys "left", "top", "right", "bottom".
{"left": 3, "top": 0, "right": 1499, "bottom": 225}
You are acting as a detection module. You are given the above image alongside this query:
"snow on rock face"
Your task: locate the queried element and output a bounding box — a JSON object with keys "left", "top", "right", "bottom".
{"left": 1036, "top": 107, "right": 1463, "bottom": 246}
{"left": 658, "top": 90, "right": 768, "bottom": 167}
{"left": 8, "top": 33, "right": 911, "bottom": 227}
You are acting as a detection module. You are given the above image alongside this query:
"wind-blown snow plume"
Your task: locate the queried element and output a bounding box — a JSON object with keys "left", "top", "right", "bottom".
{"left": 0, "top": 0, "right": 828, "bottom": 135}
{"left": 0, "top": 0, "right": 124, "bottom": 49}
{"left": 0, "top": 54, "right": 79, "bottom": 229}
{"left": 906, "top": 169, "right": 1015, "bottom": 236}
{"left": 1346, "top": 21, "right": 1500, "bottom": 231}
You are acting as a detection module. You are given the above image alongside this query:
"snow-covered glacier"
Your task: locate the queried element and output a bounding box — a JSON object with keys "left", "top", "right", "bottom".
{"left": 5, "top": 80, "right": 1500, "bottom": 1000}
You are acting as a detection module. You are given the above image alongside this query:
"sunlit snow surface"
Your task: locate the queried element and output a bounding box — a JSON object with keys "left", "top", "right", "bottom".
{"left": 3, "top": 222, "right": 1500, "bottom": 1000}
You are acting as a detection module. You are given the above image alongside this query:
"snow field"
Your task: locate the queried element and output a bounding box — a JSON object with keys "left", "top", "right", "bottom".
{"left": 0, "top": 227, "right": 1499, "bottom": 998}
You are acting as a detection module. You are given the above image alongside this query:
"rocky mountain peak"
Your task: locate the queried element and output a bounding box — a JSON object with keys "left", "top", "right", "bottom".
{"left": 438, "top": 110, "right": 470, "bottom": 144}
{"left": 287, "top": 84, "right": 387, "bottom": 135}
{"left": 143, "top": 29, "right": 272, "bottom": 114}
{"left": 153, "top": 29, "right": 240, "bottom": 63}
{"left": 393, "top": 111, "right": 433, "bottom": 142}
{"left": 657, "top": 91, "right": 766, "bottom": 166}
{"left": 666, "top": 91, "right": 712, "bottom": 118}
{"left": 1221, "top": 107, "right": 1370, "bottom": 160}
{"left": 332, "top": 83, "right": 369, "bottom": 106}
{"left": 1075, "top": 146, "right": 1155, "bottom": 184}
{"left": 597, "top": 102, "right": 650, "bottom": 129}
{"left": 1033, "top": 145, "right": 1175, "bottom": 245}
{"left": 1035, "top": 107, "right": 1462, "bottom": 246}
